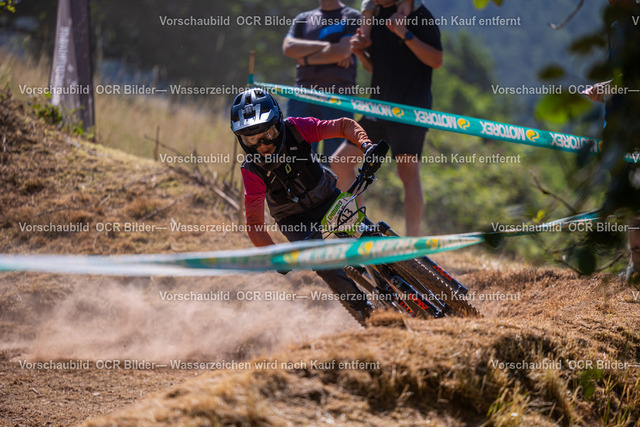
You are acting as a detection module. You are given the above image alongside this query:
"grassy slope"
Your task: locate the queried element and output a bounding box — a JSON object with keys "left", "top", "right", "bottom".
{"left": 0, "top": 49, "right": 234, "bottom": 169}
{"left": 0, "top": 88, "right": 353, "bottom": 425}
{"left": 82, "top": 262, "right": 640, "bottom": 426}
{"left": 0, "top": 88, "right": 247, "bottom": 256}
{"left": 1, "top": 88, "right": 640, "bottom": 426}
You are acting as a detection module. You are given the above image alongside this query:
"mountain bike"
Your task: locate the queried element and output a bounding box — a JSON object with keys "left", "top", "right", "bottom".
{"left": 310, "top": 141, "right": 480, "bottom": 326}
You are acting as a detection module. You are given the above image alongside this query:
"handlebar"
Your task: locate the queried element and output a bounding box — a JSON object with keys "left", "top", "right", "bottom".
{"left": 360, "top": 140, "right": 389, "bottom": 178}
{"left": 346, "top": 140, "right": 389, "bottom": 195}
{"left": 306, "top": 141, "right": 388, "bottom": 241}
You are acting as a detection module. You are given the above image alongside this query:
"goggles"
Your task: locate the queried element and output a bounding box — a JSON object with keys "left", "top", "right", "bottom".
{"left": 240, "top": 125, "right": 280, "bottom": 148}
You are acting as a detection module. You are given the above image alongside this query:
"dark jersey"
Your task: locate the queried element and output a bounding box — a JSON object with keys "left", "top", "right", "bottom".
{"left": 367, "top": 5, "right": 442, "bottom": 109}
{"left": 287, "top": 6, "right": 360, "bottom": 89}
{"left": 242, "top": 119, "right": 337, "bottom": 224}
{"left": 241, "top": 117, "right": 370, "bottom": 247}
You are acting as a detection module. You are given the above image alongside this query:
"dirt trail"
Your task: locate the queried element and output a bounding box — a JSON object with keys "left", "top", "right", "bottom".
{"left": 0, "top": 271, "right": 355, "bottom": 426}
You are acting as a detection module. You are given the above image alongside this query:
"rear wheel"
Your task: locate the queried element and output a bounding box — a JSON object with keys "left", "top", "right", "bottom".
{"left": 377, "top": 264, "right": 444, "bottom": 318}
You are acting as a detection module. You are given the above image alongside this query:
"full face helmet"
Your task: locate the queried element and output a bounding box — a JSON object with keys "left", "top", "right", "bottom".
{"left": 230, "top": 89, "right": 285, "bottom": 161}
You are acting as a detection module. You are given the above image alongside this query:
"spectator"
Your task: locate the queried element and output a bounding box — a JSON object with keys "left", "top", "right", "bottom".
{"left": 282, "top": 0, "right": 361, "bottom": 160}
{"left": 332, "top": 0, "right": 442, "bottom": 236}
{"left": 359, "top": 0, "right": 421, "bottom": 49}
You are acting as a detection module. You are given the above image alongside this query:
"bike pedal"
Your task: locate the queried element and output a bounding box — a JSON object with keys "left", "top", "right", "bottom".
{"left": 356, "top": 302, "right": 375, "bottom": 322}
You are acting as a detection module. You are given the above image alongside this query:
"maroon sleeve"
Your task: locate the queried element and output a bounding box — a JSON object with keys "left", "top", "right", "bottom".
{"left": 241, "top": 168, "right": 274, "bottom": 247}
{"left": 288, "top": 116, "right": 371, "bottom": 149}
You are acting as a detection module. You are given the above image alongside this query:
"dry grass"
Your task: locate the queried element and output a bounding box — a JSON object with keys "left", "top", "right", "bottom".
{"left": 83, "top": 264, "right": 640, "bottom": 426}
{"left": 0, "top": 49, "right": 235, "bottom": 172}
{"left": 0, "top": 86, "right": 247, "bottom": 256}
{"left": 93, "top": 89, "right": 235, "bottom": 167}
{"left": 0, "top": 49, "right": 49, "bottom": 91}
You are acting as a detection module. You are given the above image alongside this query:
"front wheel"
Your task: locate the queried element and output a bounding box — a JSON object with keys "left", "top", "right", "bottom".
{"left": 391, "top": 259, "right": 481, "bottom": 318}
{"left": 343, "top": 265, "right": 402, "bottom": 312}
{"left": 343, "top": 265, "right": 438, "bottom": 319}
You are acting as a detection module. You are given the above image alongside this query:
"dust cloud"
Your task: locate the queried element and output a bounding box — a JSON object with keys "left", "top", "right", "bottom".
{"left": 20, "top": 272, "right": 353, "bottom": 362}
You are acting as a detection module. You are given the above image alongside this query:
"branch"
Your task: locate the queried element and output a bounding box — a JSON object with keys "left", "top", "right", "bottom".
{"left": 529, "top": 170, "right": 577, "bottom": 215}
{"left": 168, "top": 165, "right": 240, "bottom": 211}
{"left": 142, "top": 131, "right": 241, "bottom": 212}
{"left": 143, "top": 134, "right": 183, "bottom": 156}
{"left": 594, "top": 251, "right": 626, "bottom": 272}
{"left": 548, "top": 0, "right": 585, "bottom": 30}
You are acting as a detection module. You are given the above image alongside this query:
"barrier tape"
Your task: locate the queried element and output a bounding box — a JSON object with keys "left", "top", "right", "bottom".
{"left": 0, "top": 212, "right": 602, "bottom": 276}
{"left": 252, "top": 81, "right": 639, "bottom": 164}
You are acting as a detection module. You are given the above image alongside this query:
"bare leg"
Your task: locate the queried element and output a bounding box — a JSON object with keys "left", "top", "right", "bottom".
{"left": 396, "top": 154, "right": 423, "bottom": 236}
{"left": 331, "top": 141, "right": 362, "bottom": 193}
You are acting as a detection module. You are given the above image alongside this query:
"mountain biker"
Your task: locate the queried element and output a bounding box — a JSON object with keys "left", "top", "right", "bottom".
{"left": 231, "top": 88, "right": 375, "bottom": 322}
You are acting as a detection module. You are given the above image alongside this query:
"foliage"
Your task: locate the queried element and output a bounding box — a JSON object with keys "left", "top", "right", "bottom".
{"left": 29, "top": 92, "right": 93, "bottom": 137}
{"left": 535, "top": 91, "right": 592, "bottom": 124}
{"left": 473, "top": 0, "right": 503, "bottom": 7}
{"left": 31, "top": 94, "right": 62, "bottom": 125}
{"left": 88, "top": 1, "right": 358, "bottom": 88}
{"left": 361, "top": 32, "right": 604, "bottom": 264}
{"left": 527, "top": 2, "right": 640, "bottom": 271}
{"left": 68, "top": 121, "right": 94, "bottom": 139}
{"left": 2, "top": 1, "right": 600, "bottom": 98}
{"left": 0, "top": 0, "right": 15, "bottom": 14}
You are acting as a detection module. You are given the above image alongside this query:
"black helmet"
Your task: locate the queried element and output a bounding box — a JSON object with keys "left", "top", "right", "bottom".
{"left": 230, "top": 88, "right": 284, "bottom": 159}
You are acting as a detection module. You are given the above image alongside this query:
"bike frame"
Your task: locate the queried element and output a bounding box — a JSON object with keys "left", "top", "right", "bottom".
{"left": 310, "top": 141, "right": 474, "bottom": 319}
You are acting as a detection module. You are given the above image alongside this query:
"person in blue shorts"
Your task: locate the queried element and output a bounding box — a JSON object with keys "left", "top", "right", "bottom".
{"left": 282, "top": 0, "right": 360, "bottom": 160}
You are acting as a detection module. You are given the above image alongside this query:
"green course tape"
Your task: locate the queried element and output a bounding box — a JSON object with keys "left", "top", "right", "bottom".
{"left": 253, "top": 81, "right": 639, "bottom": 164}
{"left": 0, "top": 212, "right": 601, "bottom": 276}
{"left": 0, "top": 235, "right": 481, "bottom": 276}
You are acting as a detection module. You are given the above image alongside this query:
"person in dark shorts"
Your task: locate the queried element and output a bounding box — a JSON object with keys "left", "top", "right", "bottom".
{"left": 331, "top": 0, "right": 442, "bottom": 236}
{"left": 282, "top": 0, "right": 361, "bottom": 159}
{"left": 231, "top": 88, "right": 375, "bottom": 323}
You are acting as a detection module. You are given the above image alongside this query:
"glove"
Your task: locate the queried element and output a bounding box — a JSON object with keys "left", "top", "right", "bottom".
{"left": 364, "top": 143, "right": 377, "bottom": 162}
{"left": 362, "top": 143, "right": 380, "bottom": 176}
{"left": 361, "top": 141, "right": 374, "bottom": 155}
